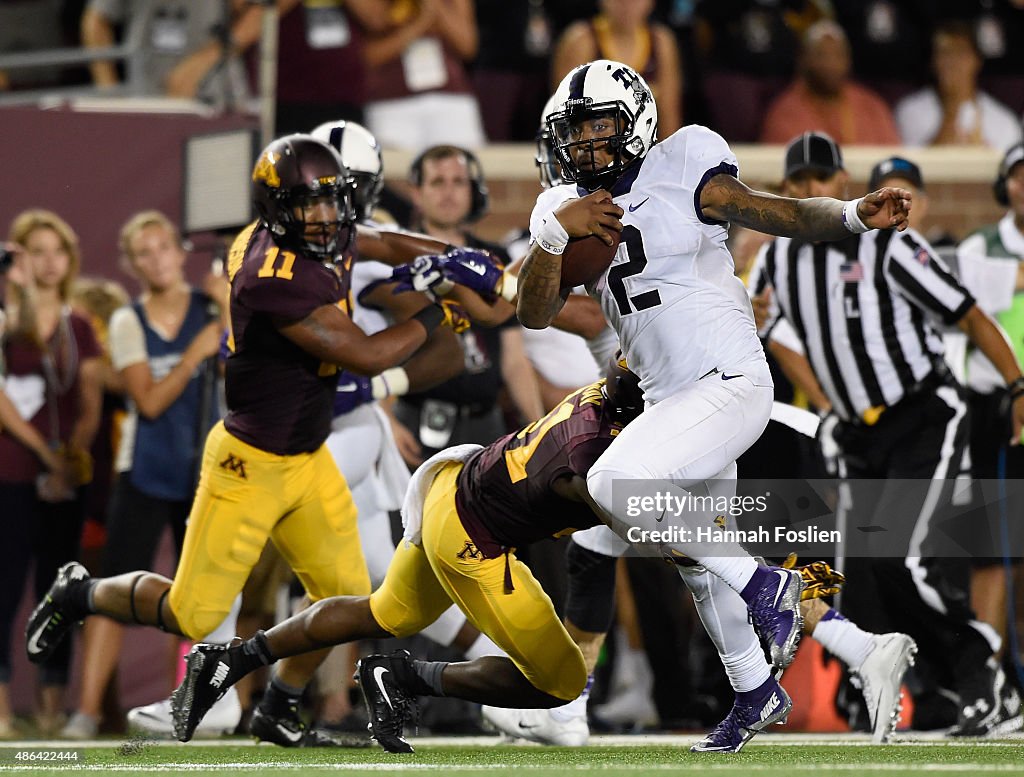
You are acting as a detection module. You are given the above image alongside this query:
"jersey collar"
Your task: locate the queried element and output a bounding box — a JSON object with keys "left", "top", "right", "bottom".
{"left": 575, "top": 157, "right": 644, "bottom": 199}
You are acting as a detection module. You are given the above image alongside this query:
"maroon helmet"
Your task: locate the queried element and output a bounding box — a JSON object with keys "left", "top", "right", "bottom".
{"left": 251, "top": 134, "right": 356, "bottom": 259}
{"left": 603, "top": 352, "right": 644, "bottom": 423}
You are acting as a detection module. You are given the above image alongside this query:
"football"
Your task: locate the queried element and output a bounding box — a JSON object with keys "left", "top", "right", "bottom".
{"left": 559, "top": 229, "right": 621, "bottom": 290}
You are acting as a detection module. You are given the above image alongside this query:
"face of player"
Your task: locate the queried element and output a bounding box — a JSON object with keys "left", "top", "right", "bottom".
{"left": 292, "top": 192, "right": 342, "bottom": 249}
{"left": 1005, "top": 163, "right": 1024, "bottom": 221}
{"left": 560, "top": 112, "right": 619, "bottom": 175}
{"left": 23, "top": 227, "right": 71, "bottom": 293}
{"left": 414, "top": 155, "right": 474, "bottom": 229}
{"left": 128, "top": 223, "right": 186, "bottom": 292}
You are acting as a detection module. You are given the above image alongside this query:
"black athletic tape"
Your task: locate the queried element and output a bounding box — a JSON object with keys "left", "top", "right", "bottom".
{"left": 565, "top": 540, "right": 617, "bottom": 634}
{"left": 156, "top": 590, "right": 170, "bottom": 632}
{"left": 128, "top": 574, "right": 145, "bottom": 625}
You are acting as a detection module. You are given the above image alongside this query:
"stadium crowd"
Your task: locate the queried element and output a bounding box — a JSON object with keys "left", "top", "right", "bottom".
{"left": 0, "top": 0, "right": 1023, "bottom": 753}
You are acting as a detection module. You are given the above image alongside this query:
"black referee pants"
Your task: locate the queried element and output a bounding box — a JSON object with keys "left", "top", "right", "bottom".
{"left": 835, "top": 383, "right": 996, "bottom": 693}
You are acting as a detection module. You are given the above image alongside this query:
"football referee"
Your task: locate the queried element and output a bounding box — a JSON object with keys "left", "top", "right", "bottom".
{"left": 750, "top": 132, "right": 1024, "bottom": 737}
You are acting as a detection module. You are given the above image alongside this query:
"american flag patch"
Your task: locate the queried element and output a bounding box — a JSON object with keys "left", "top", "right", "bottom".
{"left": 840, "top": 262, "right": 863, "bottom": 282}
{"left": 914, "top": 247, "right": 930, "bottom": 266}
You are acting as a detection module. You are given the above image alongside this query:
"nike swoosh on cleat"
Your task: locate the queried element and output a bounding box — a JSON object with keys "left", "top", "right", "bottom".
{"left": 276, "top": 723, "right": 303, "bottom": 743}
{"left": 721, "top": 373, "right": 742, "bottom": 381}
{"left": 26, "top": 621, "right": 49, "bottom": 656}
{"left": 518, "top": 722, "right": 540, "bottom": 730}
{"left": 628, "top": 197, "right": 650, "bottom": 212}
{"left": 772, "top": 571, "right": 788, "bottom": 608}
{"left": 373, "top": 666, "right": 394, "bottom": 711}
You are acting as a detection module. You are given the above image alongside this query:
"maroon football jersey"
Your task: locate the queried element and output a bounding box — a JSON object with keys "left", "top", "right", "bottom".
{"left": 455, "top": 381, "right": 622, "bottom": 556}
{"left": 222, "top": 222, "right": 352, "bottom": 455}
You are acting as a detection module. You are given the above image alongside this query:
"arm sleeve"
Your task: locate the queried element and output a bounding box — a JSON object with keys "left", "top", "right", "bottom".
{"left": 885, "top": 231, "right": 975, "bottom": 325}
{"left": 108, "top": 306, "right": 148, "bottom": 371}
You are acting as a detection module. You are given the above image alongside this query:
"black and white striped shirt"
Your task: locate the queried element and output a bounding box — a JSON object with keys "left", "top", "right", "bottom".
{"left": 752, "top": 229, "right": 974, "bottom": 423}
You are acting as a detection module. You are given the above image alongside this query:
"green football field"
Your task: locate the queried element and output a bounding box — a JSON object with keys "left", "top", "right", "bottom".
{"left": 1, "top": 734, "right": 1023, "bottom": 777}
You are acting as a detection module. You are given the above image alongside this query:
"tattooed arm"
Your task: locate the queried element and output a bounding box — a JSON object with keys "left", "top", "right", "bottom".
{"left": 518, "top": 191, "right": 623, "bottom": 329}
{"left": 516, "top": 242, "right": 568, "bottom": 329}
{"left": 700, "top": 175, "right": 912, "bottom": 241}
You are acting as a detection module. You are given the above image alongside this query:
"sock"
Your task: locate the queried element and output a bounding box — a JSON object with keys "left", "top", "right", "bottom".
{"left": 812, "top": 609, "right": 875, "bottom": 671}
{"left": 408, "top": 659, "right": 447, "bottom": 697}
{"left": 722, "top": 639, "right": 772, "bottom": 693}
{"left": 227, "top": 630, "right": 274, "bottom": 686}
{"left": 260, "top": 673, "right": 304, "bottom": 717}
{"left": 736, "top": 675, "right": 777, "bottom": 706}
{"left": 701, "top": 556, "right": 760, "bottom": 595}
{"left": 464, "top": 633, "right": 503, "bottom": 660}
{"left": 549, "top": 675, "right": 591, "bottom": 722}
{"left": 67, "top": 578, "right": 98, "bottom": 617}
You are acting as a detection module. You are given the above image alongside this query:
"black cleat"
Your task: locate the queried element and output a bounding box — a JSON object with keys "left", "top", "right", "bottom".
{"left": 170, "top": 643, "right": 234, "bottom": 742}
{"left": 25, "top": 562, "right": 90, "bottom": 664}
{"left": 950, "top": 662, "right": 1024, "bottom": 737}
{"left": 250, "top": 706, "right": 371, "bottom": 748}
{"left": 355, "top": 650, "right": 419, "bottom": 754}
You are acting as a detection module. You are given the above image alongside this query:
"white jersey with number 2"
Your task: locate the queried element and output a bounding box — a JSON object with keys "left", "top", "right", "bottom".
{"left": 530, "top": 125, "right": 771, "bottom": 403}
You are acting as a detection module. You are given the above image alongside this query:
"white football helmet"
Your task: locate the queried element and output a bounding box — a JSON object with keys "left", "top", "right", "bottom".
{"left": 547, "top": 59, "right": 658, "bottom": 191}
{"left": 311, "top": 120, "right": 384, "bottom": 222}
{"left": 536, "top": 93, "right": 564, "bottom": 190}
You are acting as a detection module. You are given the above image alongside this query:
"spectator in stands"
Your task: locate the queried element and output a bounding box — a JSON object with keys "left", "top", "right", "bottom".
{"left": 272, "top": 0, "right": 390, "bottom": 135}
{"left": 693, "top": 0, "right": 826, "bottom": 142}
{"left": 551, "top": 0, "right": 683, "bottom": 138}
{"left": 830, "top": 0, "right": 932, "bottom": 107}
{"left": 363, "top": 0, "right": 485, "bottom": 151}
{"left": 80, "top": 0, "right": 252, "bottom": 106}
{"left": 895, "top": 21, "right": 1023, "bottom": 149}
{"left": 470, "top": 0, "right": 552, "bottom": 142}
{"left": 59, "top": 211, "right": 224, "bottom": 738}
{"left": 391, "top": 145, "right": 543, "bottom": 463}
{"left": 0, "top": 211, "right": 102, "bottom": 736}
{"left": 760, "top": 20, "right": 900, "bottom": 145}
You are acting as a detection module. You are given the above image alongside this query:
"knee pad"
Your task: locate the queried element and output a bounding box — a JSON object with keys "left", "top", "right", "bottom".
{"left": 565, "top": 541, "right": 617, "bottom": 634}
{"left": 174, "top": 604, "right": 232, "bottom": 642}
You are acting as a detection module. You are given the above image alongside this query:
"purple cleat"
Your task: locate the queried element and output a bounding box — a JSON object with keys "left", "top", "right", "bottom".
{"left": 742, "top": 566, "right": 804, "bottom": 672}
{"left": 691, "top": 677, "right": 792, "bottom": 753}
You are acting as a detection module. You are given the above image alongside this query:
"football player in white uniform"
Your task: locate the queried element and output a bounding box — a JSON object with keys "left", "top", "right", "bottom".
{"left": 516, "top": 60, "right": 912, "bottom": 752}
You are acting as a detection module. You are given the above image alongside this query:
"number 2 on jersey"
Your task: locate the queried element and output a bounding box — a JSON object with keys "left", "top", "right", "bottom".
{"left": 608, "top": 226, "right": 661, "bottom": 316}
{"left": 257, "top": 246, "right": 296, "bottom": 280}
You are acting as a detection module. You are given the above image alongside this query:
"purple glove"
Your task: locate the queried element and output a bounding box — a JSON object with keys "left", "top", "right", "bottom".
{"left": 438, "top": 248, "right": 504, "bottom": 297}
{"left": 333, "top": 370, "right": 374, "bottom": 417}
{"left": 389, "top": 255, "right": 450, "bottom": 296}
{"left": 218, "top": 331, "right": 232, "bottom": 361}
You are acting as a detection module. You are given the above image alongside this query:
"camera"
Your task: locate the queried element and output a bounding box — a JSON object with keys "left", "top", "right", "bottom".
{"left": 0, "top": 247, "right": 13, "bottom": 272}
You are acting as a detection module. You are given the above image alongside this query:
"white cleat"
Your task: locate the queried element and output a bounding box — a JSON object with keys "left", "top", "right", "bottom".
{"left": 852, "top": 633, "right": 917, "bottom": 743}
{"left": 127, "top": 686, "right": 242, "bottom": 739}
{"left": 481, "top": 706, "right": 589, "bottom": 747}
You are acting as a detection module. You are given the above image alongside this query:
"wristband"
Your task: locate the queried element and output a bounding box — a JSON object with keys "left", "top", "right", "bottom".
{"left": 371, "top": 367, "right": 409, "bottom": 400}
{"left": 841, "top": 198, "right": 869, "bottom": 234}
{"left": 412, "top": 304, "right": 445, "bottom": 333}
{"left": 1009, "top": 376, "right": 1024, "bottom": 401}
{"left": 536, "top": 216, "right": 569, "bottom": 255}
{"left": 499, "top": 272, "right": 518, "bottom": 302}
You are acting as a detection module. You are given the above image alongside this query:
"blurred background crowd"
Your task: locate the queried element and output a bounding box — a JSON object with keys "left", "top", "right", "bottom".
{"left": 0, "top": 0, "right": 1023, "bottom": 746}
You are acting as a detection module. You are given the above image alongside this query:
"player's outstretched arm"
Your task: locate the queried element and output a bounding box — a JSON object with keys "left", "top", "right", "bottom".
{"left": 700, "top": 174, "right": 912, "bottom": 241}
{"left": 278, "top": 301, "right": 454, "bottom": 376}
